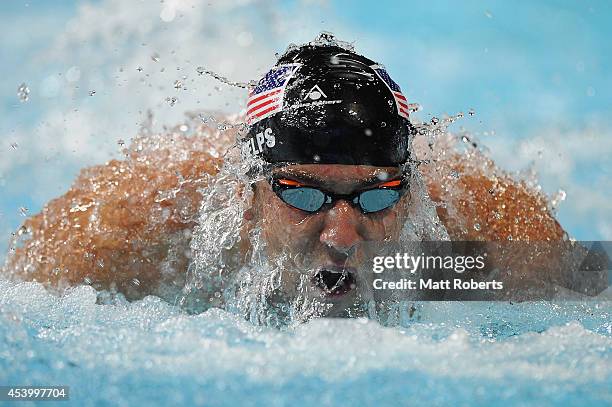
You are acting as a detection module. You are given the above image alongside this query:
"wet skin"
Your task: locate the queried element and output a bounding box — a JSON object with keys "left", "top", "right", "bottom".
{"left": 246, "top": 164, "right": 411, "bottom": 315}
{"left": 4, "top": 136, "right": 571, "bottom": 303}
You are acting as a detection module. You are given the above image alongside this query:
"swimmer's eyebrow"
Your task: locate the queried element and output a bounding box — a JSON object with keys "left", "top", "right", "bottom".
{"left": 272, "top": 170, "right": 400, "bottom": 189}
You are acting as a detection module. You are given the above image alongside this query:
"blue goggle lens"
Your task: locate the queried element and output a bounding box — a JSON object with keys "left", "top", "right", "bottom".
{"left": 280, "top": 187, "right": 327, "bottom": 212}
{"left": 358, "top": 189, "right": 401, "bottom": 213}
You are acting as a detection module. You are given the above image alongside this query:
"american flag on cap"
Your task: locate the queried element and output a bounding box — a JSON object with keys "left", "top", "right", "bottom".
{"left": 247, "top": 63, "right": 300, "bottom": 125}
{"left": 371, "top": 65, "right": 410, "bottom": 119}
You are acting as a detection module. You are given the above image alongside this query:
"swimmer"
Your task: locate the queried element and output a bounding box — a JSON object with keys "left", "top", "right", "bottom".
{"left": 8, "top": 41, "right": 600, "bottom": 316}
{"left": 232, "top": 45, "right": 421, "bottom": 317}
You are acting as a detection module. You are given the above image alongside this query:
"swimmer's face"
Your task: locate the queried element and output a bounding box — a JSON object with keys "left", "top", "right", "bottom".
{"left": 249, "top": 164, "right": 410, "bottom": 316}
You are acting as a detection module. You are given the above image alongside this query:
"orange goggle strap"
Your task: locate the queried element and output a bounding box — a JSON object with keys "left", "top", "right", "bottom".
{"left": 275, "top": 177, "right": 402, "bottom": 189}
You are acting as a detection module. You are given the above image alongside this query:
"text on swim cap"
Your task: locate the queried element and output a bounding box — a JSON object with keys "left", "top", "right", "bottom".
{"left": 247, "top": 128, "right": 275, "bottom": 155}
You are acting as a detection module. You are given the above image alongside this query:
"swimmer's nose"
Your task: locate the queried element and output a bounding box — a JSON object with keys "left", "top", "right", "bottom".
{"left": 319, "top": 200, "right": 363, "bottom": 254}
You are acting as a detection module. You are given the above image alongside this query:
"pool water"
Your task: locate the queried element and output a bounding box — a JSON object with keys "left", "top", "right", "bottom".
{"left": 1, "top": 279, "right": 610, "bottom": 406}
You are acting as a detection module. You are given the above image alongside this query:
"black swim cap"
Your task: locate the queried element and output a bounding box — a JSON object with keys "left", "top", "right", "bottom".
{"left": 243, "top": 44, "right": 414, "bottom": 167}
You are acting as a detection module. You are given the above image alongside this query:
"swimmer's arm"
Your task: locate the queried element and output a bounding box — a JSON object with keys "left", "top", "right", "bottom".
{"left": 3, "top": 150, "right": 220, "bottom": 300}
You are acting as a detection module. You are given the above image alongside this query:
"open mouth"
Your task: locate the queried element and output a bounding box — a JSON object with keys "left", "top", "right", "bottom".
{"left": 312, "top": 267, "right": 357, "bottom": 297}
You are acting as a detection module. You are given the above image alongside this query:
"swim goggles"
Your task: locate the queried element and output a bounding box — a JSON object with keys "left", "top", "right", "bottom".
{"left": 269, "top": 175, "right": 409, "bottom": 214}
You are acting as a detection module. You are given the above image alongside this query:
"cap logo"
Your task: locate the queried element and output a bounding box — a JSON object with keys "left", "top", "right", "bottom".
{"left": 305, "top": 84, "right": 327, "bottom": 101}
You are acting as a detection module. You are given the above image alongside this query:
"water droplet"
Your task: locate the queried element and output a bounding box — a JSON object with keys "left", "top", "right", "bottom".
{"left": 473, "top": 223, "right": 481, "bottom": 231}
{"left": 449, "top": 170, "right": 459, "bottom": 179}
{"left": 83, "top": 276, "right": 92, "bottom": 285}
{"left": 376, "top": 171, "right": 389, "bottom": 181}
{"left": 551, "top": 189, "right": 567, "bottom": 207}
{"left": 196, "top": 66, "right": 205, "bottom": 76}
{"left": 17, "top": 225, "right": 29, "bottom": 236}
{"left": 364, "top": 128, "right": 372, "bottom": 136}
{"left": 461, "top": 136, "right": 470, "bottom": 143}
{"left": 10, "top": 142, "right": 18, "bottom": 150}
{"left": 17, "top": 83, "right": 30, "bottom": 102}
{"left": 136, "top": 66, "right": 143, "bottom": 72}
{"left": 507, "top": 235, "right": 513, "bottom": 241}
{"left": 18, "top": 207, "right": 28, "bottom": 217}
{"left": 430, "top": 117, "right": 440, "bottom": 125}
{"left": 468, "top": 109, "right": 475, "bottom": 116}
{"left": 117, "top": 139, "right": 125, "bottom": 147}
{"left": 380, "top": 121, "right": 387, "bottom": 128}
{"left": 557, "top": 189, "right": 566, "bottom": 201}
{"left": 131, "top": 278, "right": 141, "bottom": 286}
{"left": 485, "top": 10, "right": 493, "bottom": 18}
{"left": 330, "top": 55, "right": 340, "bottom": 64}
{"left": 160, "top": 6, "right": 176, "bottom": 22}
{"left": 165, "top": 96, "right": 178, "bottom": 106}
{"left": 151, "top": 53, "right": 160, "bottom": 62}
{"left": 407, "top": 103, "right": 420, "bottom": 113}
{"left": 179, "top": 124, "right": 189, "bottom": 132}
{"left": 88, "top": 90, "right": 96, "bottom": 96}
{"left": 313, "top": 154, "right": 321, "bottom": 162}
{"left": 173, "top": 80, "right": 183, "bottom": 90}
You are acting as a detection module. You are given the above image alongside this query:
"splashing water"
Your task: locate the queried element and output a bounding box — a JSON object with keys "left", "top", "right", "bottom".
{"left": 1, "top": 279, "right": 610, "bottom": 406}
{"left": 2, "top": 33, "right": 610, "bottom": 405}
{"left": 2, "top": 108, "right": 610, "bottom": 404}
{"left": 176, "top": 110, "right": 451, "bottom": 327}
{"left": 195, "top": 66, "right": 254, "bottom": 89}
{"left": 17, "top": 82, "right": 30, "bottom": 102}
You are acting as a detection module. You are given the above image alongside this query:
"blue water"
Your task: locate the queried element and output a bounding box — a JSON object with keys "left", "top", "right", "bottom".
{"left": 1, "top": 280, "right": 610, "bottom": 406}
